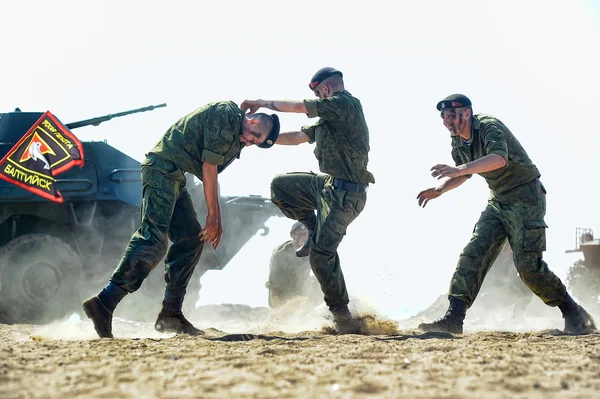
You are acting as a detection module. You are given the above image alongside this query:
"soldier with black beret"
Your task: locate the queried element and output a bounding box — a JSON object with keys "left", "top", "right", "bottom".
{"left": 241, "top": 67, "right": 374, "bottom": 334}
{"left": 82, "top": 101, "right": 279, "bottom": 338}
{"left": 416, "top": 94, "right": 595, "bottom": 335}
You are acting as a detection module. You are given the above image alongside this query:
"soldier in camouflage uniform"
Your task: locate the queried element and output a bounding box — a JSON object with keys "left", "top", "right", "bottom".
{"left": 266, "top": 222, "right": 321, "bottom": 308}
{"left": 82, "top": 101, "right": 280, "bottom": 338}
{"left": 417, "top": 94, "right": 595, "bottom": 335}
{"left": 241, "top": 67, "right": 375, "bottom": 334}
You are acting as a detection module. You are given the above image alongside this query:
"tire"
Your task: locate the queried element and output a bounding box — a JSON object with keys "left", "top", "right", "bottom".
{"left": 0, "top": 234, "right": 82, "bottom": 324}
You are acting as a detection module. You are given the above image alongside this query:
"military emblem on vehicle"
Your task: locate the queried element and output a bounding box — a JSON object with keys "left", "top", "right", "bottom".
{"left": 0, "top": 111, "right": 84, "bottom": 202}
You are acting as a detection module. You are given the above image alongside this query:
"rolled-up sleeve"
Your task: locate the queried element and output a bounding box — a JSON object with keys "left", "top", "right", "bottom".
{"left": 482, "top": 125, "right": 509, "bottom": 163}
{"left": 300, "top": 124, "right": 317, "bottom": 144}
{"left": 304, "top": 100, "right": 319, "bottom": 118}
{"left": 201, "top": 149, "right": 225, "bottom": 165}
{"left": 303, "top": 94, "right": 346, "bottom": 122}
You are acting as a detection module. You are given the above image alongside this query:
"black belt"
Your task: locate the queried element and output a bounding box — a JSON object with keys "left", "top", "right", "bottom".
{"left": 332, "top": 177, "right": 368, "bottom": 193}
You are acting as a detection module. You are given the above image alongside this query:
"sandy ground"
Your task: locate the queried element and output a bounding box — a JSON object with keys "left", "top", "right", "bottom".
{"left": 0, "top": 305, "right": 600, "bottom": 398}
{"left": 2, "top": 300, "right": 600, "bottom": 399}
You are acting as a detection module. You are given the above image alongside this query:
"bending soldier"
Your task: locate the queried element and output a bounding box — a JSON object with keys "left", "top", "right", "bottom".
{"left": 416, "top": 94, "right": 595, "bottom": 335}
{"left": 82, "top": 101, "right": 280, "bottom": 338}
{"left": 242, "top": 67, "right": 375, "bottom": 334}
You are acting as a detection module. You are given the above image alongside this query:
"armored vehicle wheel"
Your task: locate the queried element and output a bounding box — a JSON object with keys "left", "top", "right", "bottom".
{"left": 0, "top": 234, "right": 82, "bottom": 324}
{"left": 566, "top": 259, "right": 600, "bottom": 313}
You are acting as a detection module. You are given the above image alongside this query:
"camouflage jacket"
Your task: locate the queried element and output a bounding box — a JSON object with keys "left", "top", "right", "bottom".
{"left": 301, "top": 90, "right": 375, "bottom": 185}
{"left": 451, "top": 114, "right": 541, "bottom": 195}
{"left": 148, "top": 101, "right": 244, "bottom": 179}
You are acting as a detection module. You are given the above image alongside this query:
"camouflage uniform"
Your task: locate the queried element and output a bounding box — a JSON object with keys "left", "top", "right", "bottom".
{"left": 266, "top": 240, "right": 312, "bottom": 307}
{"left": 270, "top": 91, "right": 375, "bottom": 307}
{"left": 449, "top": 114, "right": 566, "bottom": 307}
{"left": 110, "top": 101, "right": 245, "bottom": 296}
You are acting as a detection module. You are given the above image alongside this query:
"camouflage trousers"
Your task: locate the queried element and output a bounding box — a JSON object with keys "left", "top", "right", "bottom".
{"left": 450, "top": 179, "right": 566, "bottom": 307}
{"left": 110, "top": 155, "right": 204, "bottom": 295}
{"left": 270, "top": 172, "right": 366, "bottom": 307}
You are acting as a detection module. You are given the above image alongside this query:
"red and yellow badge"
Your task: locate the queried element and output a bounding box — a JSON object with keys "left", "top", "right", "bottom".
{"left": 0, "top": 111, "right": 84, "bottom": 202}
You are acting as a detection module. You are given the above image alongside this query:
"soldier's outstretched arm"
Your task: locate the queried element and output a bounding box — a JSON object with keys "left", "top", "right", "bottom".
{"left": 459, "top": 154, "right": 506, "bottom": 175}
{"left": 241, "top": 99, "right": 307, "bottom": 115}
{"left": 199, "top": 162, "right": 223, "bottom": 249}
{"left": 276, "top": 131, "right": 310, "bottom": 146}
{"left": 431, "top": 155, "right": 506, "bottom": 179}
{"left": 417, "top": 176, "right": 468, "bottom": 208}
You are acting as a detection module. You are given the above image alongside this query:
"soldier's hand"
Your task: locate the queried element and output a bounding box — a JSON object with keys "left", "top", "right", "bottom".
{"left": 417, "top": 187, "right": 442, "bottom": 208}
{"left": 430, "top": 164, "right": 462, "bottom": 179}
{"left": 240, "top": 100, "right": 263, "bottom": 115}
{"left": 200, "top": 212, "right": 223, "bottom": 249}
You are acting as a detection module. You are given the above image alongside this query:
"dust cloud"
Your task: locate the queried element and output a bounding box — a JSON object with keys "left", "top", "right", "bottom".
{"left": 3, "top": 291, "right": 600, "bottom": 399}
{"left": 26, "top": 289, "right": 583, "bottom": 344}
{"left": 26, "top": 296, "right": 398, "bottom": 341}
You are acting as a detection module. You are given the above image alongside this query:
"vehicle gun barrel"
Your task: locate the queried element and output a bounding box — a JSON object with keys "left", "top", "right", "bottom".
{"left": 65, "top": 103, "right": 167, "bottom": 130}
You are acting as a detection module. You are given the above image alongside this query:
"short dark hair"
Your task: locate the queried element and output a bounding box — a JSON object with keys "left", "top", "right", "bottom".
{"left": 254, "top": 113, "right": 280, "bottom": 149}
{"left": 250, "top": 113, "right": 273, "bottom": 131}
{"left": 321, "top": 74, "right": 343, "bottom": 87}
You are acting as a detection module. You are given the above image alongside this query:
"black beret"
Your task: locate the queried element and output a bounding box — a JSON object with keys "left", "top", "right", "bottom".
{"left": 308, "top": 67, "right": 343, "bottom": 90}
{"left": 436, "top": 94, "right": 472, "bottom": 111}
{"left": 258, "top": 114, "right": 280, "bottom": 149}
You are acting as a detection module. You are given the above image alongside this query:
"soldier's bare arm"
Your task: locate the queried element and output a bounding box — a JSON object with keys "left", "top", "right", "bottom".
{"left": 199, "top": 162, "right": 223, "bottom": 249}
{"left": 276, "top": 131, "right": 310, "bottom": 146}
{"left": 462, "top": 154, "right": 506, "bottom": 174}
{"left": 431, "top": 154, "right": 506, "bottom": 179}
{"left": 417, "top": 176, "right": 468, "bottom": 208}
{"left": 241, "top": 99, "right": 307, "bottom": 114}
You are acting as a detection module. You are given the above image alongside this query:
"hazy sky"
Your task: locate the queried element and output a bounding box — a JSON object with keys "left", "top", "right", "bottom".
{"left": 2, "top": 0, "right": 600, "bottom": 319}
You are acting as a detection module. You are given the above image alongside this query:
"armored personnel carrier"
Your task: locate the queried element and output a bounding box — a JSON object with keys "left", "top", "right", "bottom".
{"left": 0, "top": 105, "right": 280, "bottom": 323}
{"left": 566, "top": 227, "right": 600, "bottom": 314}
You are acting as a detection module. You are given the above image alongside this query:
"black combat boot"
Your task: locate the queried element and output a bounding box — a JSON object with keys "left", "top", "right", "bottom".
{"left": 82, "top": 281, "right": 128, "bottom": 339}
{"left": 330, "top": 304, "right": 362, "bottom": 335}
{"left": 155, "top": 288, "right": 204, "bottom": 336}
{"left": 82, "top": 296, "right": 114, "bottom": 338}
{"left": 155, "top": 311, "right": 204, "bottom": 336}
{"left": 558, "top": 292, "right": 597, "bottom": 335}
{"left": 418, "top": 297, "right": 467, "bottom": 334}
{"left": 295, "top": 214, "right": 317, "bottom": 258}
